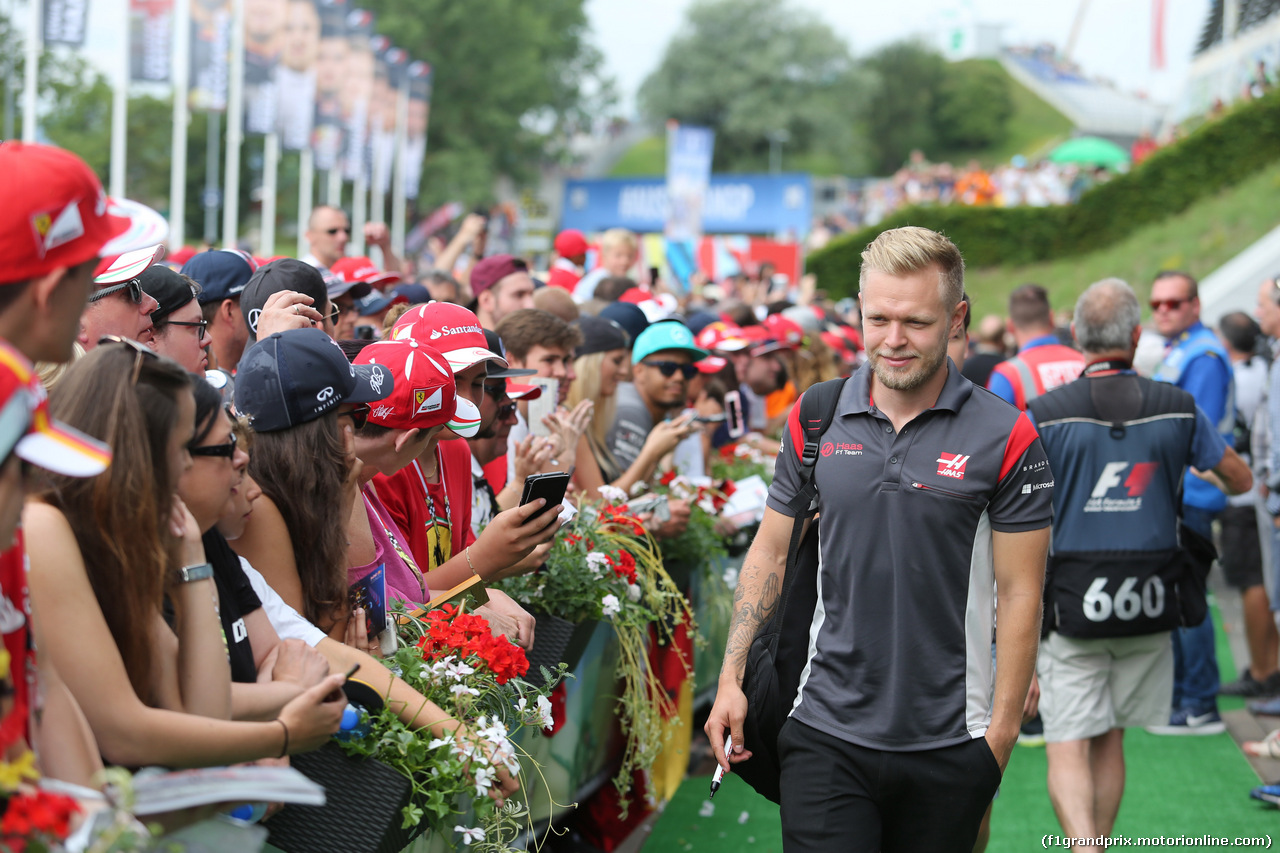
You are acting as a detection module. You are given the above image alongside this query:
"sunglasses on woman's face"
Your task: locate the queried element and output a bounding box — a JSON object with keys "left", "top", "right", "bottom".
{"left": 189, "top": 430, "right": 239, "bottom": 458}
{"left": 339, "top": 404, "right": 370, "bottom": 430}
{"left": 88, "top": 278, "right": 144, "bottom": 304}
{"left": 641, "top": 359, "right": 697, "bottom": 379}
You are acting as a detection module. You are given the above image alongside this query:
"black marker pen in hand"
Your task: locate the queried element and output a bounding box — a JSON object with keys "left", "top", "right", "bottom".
{"left": 710, "top": 733, "right": 733, "bottom": 797}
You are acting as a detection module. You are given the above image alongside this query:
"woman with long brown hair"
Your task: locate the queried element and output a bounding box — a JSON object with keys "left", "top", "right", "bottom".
{"left": 24, "top": 339, "right": 346, "bottom": 768}
{"left": 232, "top": 328, "right": 392, "bottom": 638}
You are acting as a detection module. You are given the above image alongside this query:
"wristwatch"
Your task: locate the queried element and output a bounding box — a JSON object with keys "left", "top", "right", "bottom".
{"left": 176, "top": 562, "right": 214, "bottom": 584}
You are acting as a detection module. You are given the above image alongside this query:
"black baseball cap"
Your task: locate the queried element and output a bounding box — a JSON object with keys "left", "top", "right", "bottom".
{"left": 599, "top": 301, "right": 649, "bottom": 349}
{"left": 241, "top": 258, "right": 329, "bottom": 341}
{"left": 481, "top": 328, "right": 536, "bottom": 380}
{"left": 574, "top": 315, "right": 630, "bottom": 358}
{"left": 138, "top": 265, "right": 198, "bottom": 324}
{"left": 234, "top": 328, "right": 393, "bottom": 432}
{"left": 182, "top": 249, "right": 257, "bottom": 305}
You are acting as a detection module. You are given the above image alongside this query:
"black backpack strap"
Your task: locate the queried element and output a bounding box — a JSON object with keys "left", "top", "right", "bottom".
{"left": 782, "top": 377, "right": 848, "bottom": 518}
{"left": 775, "top": 377, "right": 848, "bottom": 620}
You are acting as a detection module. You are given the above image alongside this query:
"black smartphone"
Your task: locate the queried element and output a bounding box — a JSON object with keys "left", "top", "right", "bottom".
{"left": 520, "top": 471, "right": 571, "bottom": 514}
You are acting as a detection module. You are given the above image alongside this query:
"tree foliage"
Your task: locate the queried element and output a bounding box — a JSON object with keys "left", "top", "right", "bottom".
{"left": 933, "top": 59, "right": 1014, "bottom": 151}
{"left": 861, "top": 41, "right": 1013, "bottom": 173}
{"left": 364, "top": 0, "right": 615, "bottom": 208}
{"left": 636, "top": 0, "right": 871, "bottom": 174}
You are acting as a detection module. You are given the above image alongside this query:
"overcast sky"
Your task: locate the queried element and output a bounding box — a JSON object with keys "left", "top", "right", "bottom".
{"left": 587, "top": 0, "right": 1209, "bottom": 113}
{"left": 57, "top": 0, "right": 1208, "bottom": 115}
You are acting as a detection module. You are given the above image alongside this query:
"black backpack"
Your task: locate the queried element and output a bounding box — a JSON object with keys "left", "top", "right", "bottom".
{"left": 733, "top": 377, "right": 846, "bottom": 804}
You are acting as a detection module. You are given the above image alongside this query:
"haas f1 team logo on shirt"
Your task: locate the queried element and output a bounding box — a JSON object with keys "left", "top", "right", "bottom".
{"left": 1085, "top": 461, "right": 1157, "bottom": 513}
{"left": 936, "top": 452, "right": 970, "bottom": 480}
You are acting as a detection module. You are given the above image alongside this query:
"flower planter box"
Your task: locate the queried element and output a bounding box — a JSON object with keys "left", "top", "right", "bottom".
{"left": 264, "top": 742, "right": 427, "bottom": 853}
{"left": 524, "top": 612, "right": 600, "bottom": 687}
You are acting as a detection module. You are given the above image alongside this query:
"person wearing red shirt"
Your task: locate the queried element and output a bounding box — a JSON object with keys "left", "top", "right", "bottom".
{"left": 546, "top": 229, "right": 588, "bottom": 292}
{"left": 377, "top": 304, "right": 559, "bottom": 636}
{"left": 987, "top": 284, "right": 1085, "bottom": 411}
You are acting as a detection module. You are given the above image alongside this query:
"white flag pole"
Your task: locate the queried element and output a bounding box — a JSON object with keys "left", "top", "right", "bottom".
{"left": 352, "top": 171, "right": 367, "bottom": 256}
{"left": 260, "top": 132, "right": 279, "bottom": 255}
{"left": 297, "top": 148, "right": 313, "bottom": 258}
{"left": 109, "top": 5, "right": 129, "bottom": 198}
{"left": 168, "top": 0, "right": 190, "bottom": 248}
{"left": 221, "top": 0, "right": 245, "bottom": 248}
{"left": 390, "top": 82, "right": 408, "bottom": 259}
{"left": 327, "top": 167, "right": 341, "bottom": 208}
{"left": 369, "top": 137, "right": 385, "bottom": 267}
{"left": 22, "top": 0, "right": 40, "bottom": 142}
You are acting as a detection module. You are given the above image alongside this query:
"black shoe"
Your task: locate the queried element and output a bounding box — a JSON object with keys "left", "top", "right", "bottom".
{"left": 1222, "top": 668, "right": 1280, "bottom": 698}
{"left": 1017, "top": 714, "right": 1045, "bottom": 747}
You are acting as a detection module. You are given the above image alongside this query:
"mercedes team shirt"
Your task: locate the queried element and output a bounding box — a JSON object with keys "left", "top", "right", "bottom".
{"left": 767, "top": 361, "right": 1054, "bottom": 752}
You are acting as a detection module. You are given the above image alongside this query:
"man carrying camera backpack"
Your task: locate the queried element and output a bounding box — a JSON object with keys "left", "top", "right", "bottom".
{"left": 1028, "top": 279, "right": 1250, "bottom": 847}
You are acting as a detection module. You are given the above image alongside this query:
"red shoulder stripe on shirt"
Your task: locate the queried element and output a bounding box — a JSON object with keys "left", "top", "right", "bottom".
{"left": 787, "top": 396, "right": 804, "bottom": 460}
{"left": 999, "top": 412, "right": 1039, "bottom": 481}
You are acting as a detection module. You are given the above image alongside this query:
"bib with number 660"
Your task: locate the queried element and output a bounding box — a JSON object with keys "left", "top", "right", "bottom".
{"left": 1046, "top": 548, "right": 1195, "bottom": 639}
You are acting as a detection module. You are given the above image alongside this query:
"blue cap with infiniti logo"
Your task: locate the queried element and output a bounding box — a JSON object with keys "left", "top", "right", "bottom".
{"left": 234, "top": 328, "right": 392, "bottom": 432}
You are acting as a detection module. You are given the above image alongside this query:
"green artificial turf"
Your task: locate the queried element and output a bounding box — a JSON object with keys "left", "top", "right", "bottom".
{"left": 646, "top": 602, "right": 1275, "bottom": 852}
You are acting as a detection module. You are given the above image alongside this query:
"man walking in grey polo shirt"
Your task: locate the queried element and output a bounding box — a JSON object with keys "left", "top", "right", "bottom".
{"left": 707, "top": 227, "right": 1054, "bottom": 853}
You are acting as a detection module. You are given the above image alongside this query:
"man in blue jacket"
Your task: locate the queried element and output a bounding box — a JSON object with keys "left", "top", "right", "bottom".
{"left": 1146, "top": 270, "right": 1236, "bottom": 734}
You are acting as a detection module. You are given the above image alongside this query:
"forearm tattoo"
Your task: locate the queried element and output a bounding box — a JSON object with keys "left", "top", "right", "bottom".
{"left": 722, "top": 563, "right": 782, "bottom": 679}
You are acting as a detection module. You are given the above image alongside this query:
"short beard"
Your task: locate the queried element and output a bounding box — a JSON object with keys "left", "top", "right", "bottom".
{"left": 870, "top": 342, "right": 947, "bottom": 392}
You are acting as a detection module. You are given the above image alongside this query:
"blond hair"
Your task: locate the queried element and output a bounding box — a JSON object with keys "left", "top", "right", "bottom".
{"left": 600, "top": 228, "right": 638, "bottom": 253}
{"left": 567, "top": 350, "right": 618, "bottom": 448}
{"left": 382, "top": 302, "right": 413, "bottom": 337}
{"left": 859, "top": 226, "right": 965, "bottom": 312}
{"left": 35, "top": 341, "right": 85, "bottom": 391}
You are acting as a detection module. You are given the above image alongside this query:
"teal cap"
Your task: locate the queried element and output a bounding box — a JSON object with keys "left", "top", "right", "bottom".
{"left": 632, "top": 321, "right": 709, "bottom": 365}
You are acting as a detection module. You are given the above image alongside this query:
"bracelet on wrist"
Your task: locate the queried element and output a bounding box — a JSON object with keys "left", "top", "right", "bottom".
{"left": 465, "top": 546, "right": 481, "bottom": 579}
{"left": 275, "top": 719, "right": 290, "bottom": 758}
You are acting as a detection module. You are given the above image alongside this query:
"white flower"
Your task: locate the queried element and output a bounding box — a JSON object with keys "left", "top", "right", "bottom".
{"left": 455, "top": 825, "right": 485, "bottom": 845}
{"left": 602, "top": 594, "right": 621, "bottom": 618}
{"left": 597, "top": 484, "right": 628, "bottom": 503}
{"left": 536, "top": 694, "right": 554, "bottom": 730}
{"left": 629, "top": 481, "right": 648, "bottom": 497}
{"left": 446, "top": 661, "right": 476, "bottom": 680}
{"left": 477, "top": 719, "right": 509, "bottom": 746}
{"left": 472, "top": 765, "right": 495, "bottom": 797}
{"left": 427, "top": 735, "right": 454, "bottom": 750}
{"left": 586, "top": 551, "right": 609, "bottom": 578}
{"left": 450, "top": 684, "right": 480, "bottom": 698}
{"left": 627, "top": 583, "right": 642, "bottom": 602}
{"left": 697, "top": 497, "right": 717, "bottom": 514}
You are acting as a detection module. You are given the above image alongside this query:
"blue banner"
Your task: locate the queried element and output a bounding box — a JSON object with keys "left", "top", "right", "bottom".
{"left": 562, "top": 174, "right": 811, "bottom": 237}
{"left": 665, "top": 124, "right": 714, "bottom": 242}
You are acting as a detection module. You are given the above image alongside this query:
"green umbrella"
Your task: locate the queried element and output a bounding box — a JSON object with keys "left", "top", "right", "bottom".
{"left": 1048, "top": 136, "right": 1130, "bottom": 168}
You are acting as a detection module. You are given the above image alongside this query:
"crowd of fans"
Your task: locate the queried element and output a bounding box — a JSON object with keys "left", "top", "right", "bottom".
{"left": 6, "top": 132, "right": 1280, "bottom": 850}
{"left": 0, "top": 140, "right": 874, "bottom": 846}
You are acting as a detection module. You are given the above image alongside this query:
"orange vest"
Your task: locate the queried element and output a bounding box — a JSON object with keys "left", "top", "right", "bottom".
{"left": 989, "top": 343, "right": 1085, "bottom": 410}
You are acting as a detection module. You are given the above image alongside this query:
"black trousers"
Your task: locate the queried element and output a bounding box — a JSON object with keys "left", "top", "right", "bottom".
{"left": 778, "top": 717, "right": 1002, "bottom": 853}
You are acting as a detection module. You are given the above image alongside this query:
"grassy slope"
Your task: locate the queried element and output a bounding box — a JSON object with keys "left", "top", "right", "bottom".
{"left": 608, "top": 60, "right": 1071, "bottom": 178}
{"left": 931, "top": 58, "right": 1074, "bottom": 168}
{"left": 963, "top": 159, "right": 1280, "bottom": 319}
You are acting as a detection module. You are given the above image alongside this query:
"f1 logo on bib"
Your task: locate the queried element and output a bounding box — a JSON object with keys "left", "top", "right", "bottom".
{"left": 1085, "top": 461, "right": 1157, "bottom": 512}
{"left": 936, "top": 452, "right": 969, "bottom": 480}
